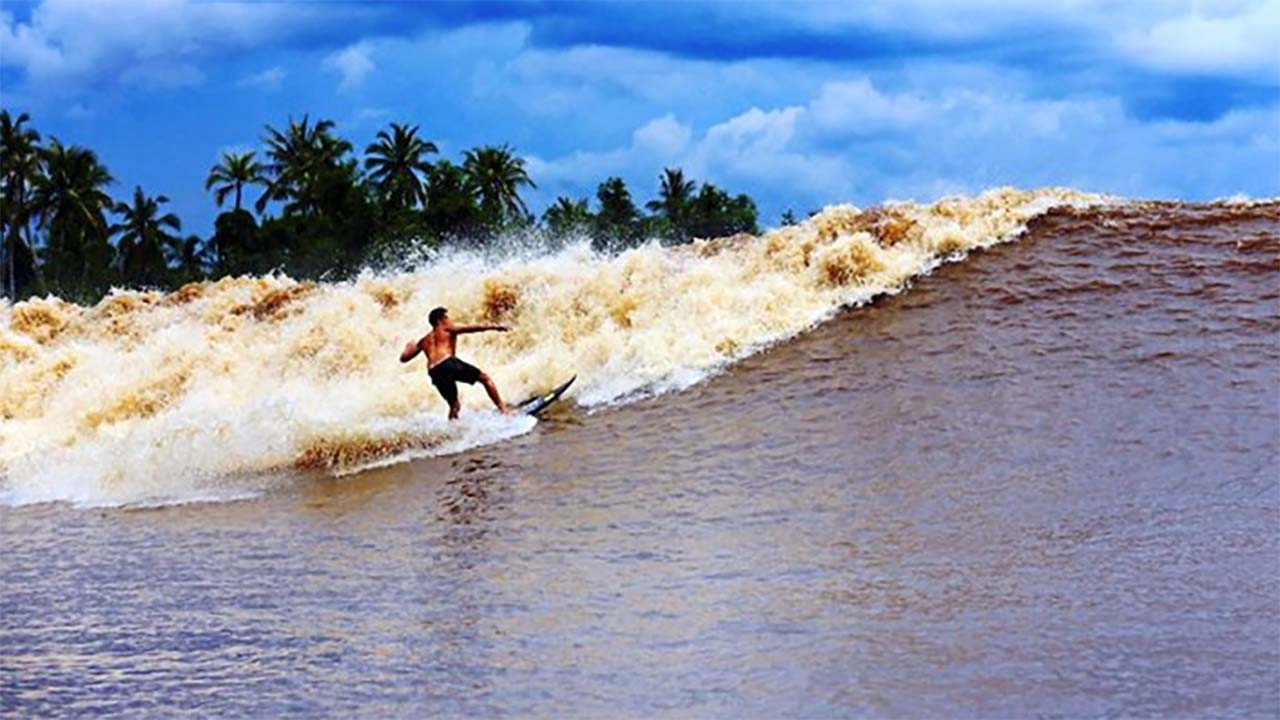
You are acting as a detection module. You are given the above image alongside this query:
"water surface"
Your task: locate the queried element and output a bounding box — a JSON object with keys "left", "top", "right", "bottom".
{"left": 3, "top": 201, "right": 1278, "bottom": 717}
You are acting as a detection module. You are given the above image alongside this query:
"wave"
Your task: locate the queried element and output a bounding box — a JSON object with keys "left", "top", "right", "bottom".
{"left": 0, "top": 187, "right": 1109, "bottom": 506}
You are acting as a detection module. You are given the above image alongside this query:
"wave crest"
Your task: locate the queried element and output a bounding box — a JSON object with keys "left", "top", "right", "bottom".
{"left": 0, "top": 187, "right": 1108, "bottom": 506}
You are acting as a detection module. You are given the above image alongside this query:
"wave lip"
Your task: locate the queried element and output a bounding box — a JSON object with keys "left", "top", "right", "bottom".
{"left": 0, "top": 187, "right": 1108, "bottom": 507}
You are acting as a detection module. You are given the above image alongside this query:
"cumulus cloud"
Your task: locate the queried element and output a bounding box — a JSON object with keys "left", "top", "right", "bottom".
{"left": 0, "top": 0, "right": 307, "bottom": 93}
{"left": 523, "top": 65, "right": 1278, "bottom": 223}
{"left": 809, "top": 79, "right": 929, "bottom": 133}
{"left": 1119, "top": 1, "right": 1280, "bottom": 76}
{"left": 693, "top": 106, "right": 854, "bottom": 201}
{"left": 527, "top": 103, "right": 853, "bottom": 216}
{"left": 505, "top": 45, "right": 719, "bottom": 104}
{"left": 325, "top": 42, "right": 375, "bottom": 92}
{"left": 527, "top": 122, "right": 671, "bottom": 188}
{"left": 492, "top": 41, "right": 826, "bottom": 123}
{"left": 703, "top": 107, "right": 802, "bottom": 155}
{"left": 3, "top": 0, "right": 1274, "bottom": 234}
{"left": 504, "top": 0, "right": 1280, "bottom": 84}
{"left": 632, "top": 115, "right": 693, "bottom": 157}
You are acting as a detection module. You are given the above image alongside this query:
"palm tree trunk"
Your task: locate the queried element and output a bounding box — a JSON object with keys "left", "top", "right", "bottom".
{"left": 235, "top": 183, "right": 242, "bottom": 212}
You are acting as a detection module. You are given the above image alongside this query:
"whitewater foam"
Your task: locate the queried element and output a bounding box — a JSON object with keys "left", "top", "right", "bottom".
{"left": 0, "top": 187, "right": 1109, "bottom": 506}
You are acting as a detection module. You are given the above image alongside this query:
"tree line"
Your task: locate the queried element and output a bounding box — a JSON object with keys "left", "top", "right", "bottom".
{"left": 0, "top": 109, "right": 760, "bottom": 303}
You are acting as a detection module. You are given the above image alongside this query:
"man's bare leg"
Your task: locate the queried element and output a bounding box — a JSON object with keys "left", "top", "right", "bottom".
{"left": 448, "top": 398, "right": 461, "bottom": 420}
{"left": 477, "top": 372, "right": 511, "bottom": 414}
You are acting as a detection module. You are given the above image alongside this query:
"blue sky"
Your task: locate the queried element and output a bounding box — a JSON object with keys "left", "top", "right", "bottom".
{"left": 2, "top": 0, "right": 1277, "bottom": 236}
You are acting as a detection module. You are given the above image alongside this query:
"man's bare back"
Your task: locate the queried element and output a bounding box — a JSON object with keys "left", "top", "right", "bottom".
{"left": 400, "top": 306, "right": 511, "bottom": 419}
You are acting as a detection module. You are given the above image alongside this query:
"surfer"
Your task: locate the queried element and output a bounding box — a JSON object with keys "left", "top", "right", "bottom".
{"left": 401, "top": 307, "right": 512, "bottom": 419}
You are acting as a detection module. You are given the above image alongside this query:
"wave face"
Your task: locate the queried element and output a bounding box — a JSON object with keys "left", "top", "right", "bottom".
{"left": 0, "top": 187, "right": 1106, "bottom": 506}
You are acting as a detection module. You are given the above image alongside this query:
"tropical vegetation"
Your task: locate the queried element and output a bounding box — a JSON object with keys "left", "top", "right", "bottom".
{"left": 0, "top": 109, "right": 762, "bottom": 303}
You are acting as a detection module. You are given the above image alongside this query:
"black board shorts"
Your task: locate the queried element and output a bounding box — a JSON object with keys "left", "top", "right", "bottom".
{"left": 428, "top": 357, "right": 482, "bottom": 405}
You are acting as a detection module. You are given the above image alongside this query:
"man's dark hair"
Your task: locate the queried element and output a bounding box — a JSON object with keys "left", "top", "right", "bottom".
{"left": 429, "top": 307, "right": 448, "bottom": 326}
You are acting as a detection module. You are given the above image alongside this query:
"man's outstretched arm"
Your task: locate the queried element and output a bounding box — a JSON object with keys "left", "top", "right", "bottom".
{"left": 451, "top": 323, "right": 510, "bottom": 335}
{"left": 400, "top": 338, "right": 423, "bottom": 362}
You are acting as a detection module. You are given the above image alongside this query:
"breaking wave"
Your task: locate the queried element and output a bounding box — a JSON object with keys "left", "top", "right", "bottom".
{"left": 0, "top": 187, "right": 1109, "bottom": 506}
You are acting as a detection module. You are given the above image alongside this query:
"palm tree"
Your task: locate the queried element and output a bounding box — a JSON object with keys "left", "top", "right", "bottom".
{"left": 594, "top": 176, "right": 643, "bottom": 250}
{"left": 166, "top": 233, "right": 214, "bottom": 284}
{"left": 111, "top": 186, "right": 181, "bottom": 288}
{"left": 256, "top": 115, "right": 353, "bottom": 216}
{"left": 542, "top": 196, "right": 593, "bottom": 237}
{"left": 462, "top": 144, "right": 535, "bottom": 228}
{"left": 686, "top": 183, "right": 759, "bottom": 239}
{"left": 1, "top": 110, "right": 43, "bottom": 299}
{"left": 364, "top": 122, "right": 437, "bottom": 211}
{"left": 423, "top": 159, "right": 479, "bottom": 238}
{"left": 31, "top": 138, "right": 116, "bottom": 298}
{"left": 645, "top": 167, "right": 696, "bottom": 241}
{"left": 205, "top": 151, "right": 264, "bottom": 212}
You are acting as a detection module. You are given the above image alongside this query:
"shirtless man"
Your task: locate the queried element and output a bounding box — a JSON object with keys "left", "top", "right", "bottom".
{"left": 401, "top": 306, "right": 511, "bottom": 419}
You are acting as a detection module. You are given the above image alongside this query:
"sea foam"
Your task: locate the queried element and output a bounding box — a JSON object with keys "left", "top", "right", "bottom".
{"left": 0, "top": 187, "right": 1108, "bottom": 506}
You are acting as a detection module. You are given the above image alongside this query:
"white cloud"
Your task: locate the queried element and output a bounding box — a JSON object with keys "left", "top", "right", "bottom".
{"left": 643, "top": 0, "right": 1279, "bottom": 81}
{"left": 527, "top": 147, "right": 628, "bottom": 187}
{"left": 4, "top": 0, "right": 1274, "bottom": 231}
{"left": 692, "top": 106, "right": 855, "bottom": 201}
{"left": 522, "top": 67, "right": 1278, "bottom": 222}
{"left": 1119, "top": 1, "right": 1280, "bottom": 76}
{"left": 527, "top": 104, "right": 854, "bottom": 214}
{"left": 238, "top": 66, "right": 286, "bottom": 92}
{"left": 505, "top": 45, "right": 712, "bottom": 104}
{"left": 809, "top": 79, "right": 929, "bottom": 133}
{"left": 0, "top": 9, "right": 63, "bottom": 76}
{"left": 632, "top": 115, "right": 693, "bottom": 157}
{"left": 490, "top": 41, "right": 826, "bottom": 122}
{"left": 702, "top": 107, "right": 802, "bottom": 154}
{"left": 0, "top": 0, "right": 306, "bottom": 95}
{"left": 325, "top": 42, "right": 375, "bottom": 92}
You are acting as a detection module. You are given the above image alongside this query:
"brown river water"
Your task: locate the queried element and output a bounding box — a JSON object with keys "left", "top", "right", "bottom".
{"left": 2, "top": 196, "right": 1278, "bottom": 717}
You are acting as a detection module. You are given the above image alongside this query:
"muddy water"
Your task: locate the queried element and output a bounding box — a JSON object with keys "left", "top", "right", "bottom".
{"left": 3, "top": 202, "right": 1278, "bottom": 717}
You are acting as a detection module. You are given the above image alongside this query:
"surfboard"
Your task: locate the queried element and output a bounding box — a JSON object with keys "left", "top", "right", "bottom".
{"left": 516, "top": 376, "right": 576, "bottom": 417}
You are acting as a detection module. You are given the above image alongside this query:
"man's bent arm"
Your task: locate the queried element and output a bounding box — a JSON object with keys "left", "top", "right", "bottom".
{"left": 400, "top": 338, "right": 423, "bottom": 362}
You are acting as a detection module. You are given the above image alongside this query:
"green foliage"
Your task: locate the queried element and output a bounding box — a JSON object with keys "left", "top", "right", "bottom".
{"left": 365, "top": 203, "right": 435, "bottom": 264}
{"left": 462, "top": 144, "right": 535, "bottom": 236}
{"left": 111, "top": 186, "right": 182, "bottom": 288}
{"left": 685, "top": 183, "right": 759, "bottom": 239}
{"left": 168, "top": 234, "right": 215, "bottom": 286}
{"left": 257, "top": 115, "right": 354, "bottom": 218}
{"left": 1, "top": 110, "right": 43, "bottom": 299}
{"left": 542, "top": 196, "right": 593, "bottom": 239}
{"left": 212, "top": 209, "right": 264, "bottom": 275}
{"left": 205, "top": 151, "right": 264, "bottom": 213}
{"left": 257, "top": 167, "right": 376, "bottom": 279}
{"left": 0, "top": 110, "right": 768, "bottom": 304}
{"left": 364, "top": 122, "right": 436, "bottom": 212}
{"left": 423, "top": 159, "right": 480, "bottom": 242}
{"left": 594, "top": 176, "right": 644, "bottom": 251}
{"left": 645, "top": 167, "right": 697, "bottom": 243}
{"left": 32, "top": 138, "right": 116, "bottom": 299}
